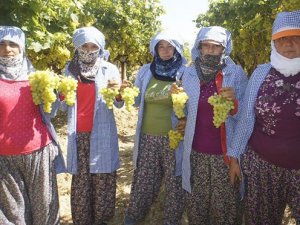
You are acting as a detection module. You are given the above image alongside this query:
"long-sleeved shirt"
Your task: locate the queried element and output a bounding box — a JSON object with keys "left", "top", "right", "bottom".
{"left": 181, "top": 61, "right": 248, "bottom": 192}
{"left": 65, "top": 60, "right": 123, "bottom": 174}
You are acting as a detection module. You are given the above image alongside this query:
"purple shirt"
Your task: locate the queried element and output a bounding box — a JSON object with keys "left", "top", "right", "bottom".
{"left": 249, "top": 68, "right": 300, "bottom": 169}
{"left": 192, "top": 80, "right": 222, "bottom": 155}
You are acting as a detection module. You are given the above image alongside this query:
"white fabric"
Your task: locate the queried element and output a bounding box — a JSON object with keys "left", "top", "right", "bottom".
{"left": 0, "top": 26, "right": 25, "bottom": 51}
{"left": 270, "top": 45, "right": 300, "bottom": 77}
{"left": 72, "top": 26, "right": 106, "bottom": 58}
{"left": 191, "top": 26, "right": 232, "bottom": 62}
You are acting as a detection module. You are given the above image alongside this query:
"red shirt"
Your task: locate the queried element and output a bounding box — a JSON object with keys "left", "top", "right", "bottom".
{"left": 76, "top": 82, "right": 96, "bottom": 132}
{"left": 0, "top": 79, "right": 52, "bottom": 155}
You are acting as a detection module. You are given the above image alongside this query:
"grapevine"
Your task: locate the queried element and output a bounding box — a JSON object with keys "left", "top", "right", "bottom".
{"left": 28, "top": 70, "right": 60, "bottom": 113}
{"left": 58, "top": 76, "right": 78, "bottom": 106}
{"left": 120, "top": 86, "right": 140, "bottom": 112}
{"left": 168, "top": 129, "right": 183, "bottom": 150}
{"left": 208, "top": 93, "right": 235, "bottom": 128}
{"left": 100, "top": 88, "right": 119, "bottom": 109}
{"left": 171, "top": 91, "right": 189, "bottom": 119}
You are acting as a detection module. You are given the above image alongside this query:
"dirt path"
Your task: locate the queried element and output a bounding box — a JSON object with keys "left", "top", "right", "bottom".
{"left": 55, "top": 108, "right": 295, "bottom": 225}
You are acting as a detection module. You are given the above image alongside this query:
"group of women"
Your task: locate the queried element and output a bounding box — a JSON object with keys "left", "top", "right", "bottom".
{"left": 0, "top": 9, "right": 299, "bottom": 225}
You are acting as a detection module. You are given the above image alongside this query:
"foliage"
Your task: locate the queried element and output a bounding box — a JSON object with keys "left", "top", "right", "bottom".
{"left": 82, "top": 0, "right": 164, "bottom": 77}
{"left": 0, "top": 0, "right": 163, "bottom": 76}
{"left": 196, "top": 0, "right": 300, "bottom": 75}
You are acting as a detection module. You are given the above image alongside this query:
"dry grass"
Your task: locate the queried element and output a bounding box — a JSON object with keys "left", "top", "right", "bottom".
{"left": 54, "top": 108, "right": 296, "bottom": 225}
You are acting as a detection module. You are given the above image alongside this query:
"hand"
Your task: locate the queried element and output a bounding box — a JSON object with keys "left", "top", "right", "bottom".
{"left": 229, "top": 157, "right": 241, "bottom": 185}
{"left": 107, "top": 79, "right": 120, "bottom": 91}
{"left": 119, "top": 80, "right": 132, "bottom": 93}
{"left": 170, "top": 82, "right": 184, "bottom": 94}
{"left": 220, "top": 87, "right": 235, "bottom": 101}
{"left": 175, "top": 117, "right": 187, "bottom": 136}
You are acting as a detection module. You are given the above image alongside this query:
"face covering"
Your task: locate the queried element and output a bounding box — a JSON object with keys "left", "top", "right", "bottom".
{"left": 195, "top": 54, "right": 224, "bottom": 83}
{"left": 77, "top": 47, "right": 100, "bottom": 64}
{"left": 270, "top": 46, "right": 300, "bottom": 77}
{"left": 0, "top": 53, "right": 27, "bottom": 80}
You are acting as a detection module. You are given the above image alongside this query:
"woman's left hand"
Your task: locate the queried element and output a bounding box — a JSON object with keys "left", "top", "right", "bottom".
{"left": 220, "top": 87, "right": 235, "bottom": 101}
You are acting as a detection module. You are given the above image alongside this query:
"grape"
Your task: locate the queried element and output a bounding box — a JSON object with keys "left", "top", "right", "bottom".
{"left": 168, "top": 129, "right": 183, "bottom": 150}
{"left": 100, "top": 87, "right": 119, "bottom": 109}
{"left": 120, "top": 86, "right": 140, "bottom": 112}
{"left": 28, "top": 70, "right": 60, "bottom": 113}
{"left": 208, "top": 93, "right": 235, "bottom": 128}
{"left": 171, "top": 91, "right": 189, "bottom": 119}
{"left": 58, "top": 76, "right": 78, "bottom": 106}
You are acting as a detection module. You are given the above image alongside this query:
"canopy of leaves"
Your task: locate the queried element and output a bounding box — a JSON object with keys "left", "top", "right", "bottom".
{"left": 195, "top": 0, "right": 300, "bottom": 75}
{"left": 0, "top": 0, "right": 163, "bottom": 76}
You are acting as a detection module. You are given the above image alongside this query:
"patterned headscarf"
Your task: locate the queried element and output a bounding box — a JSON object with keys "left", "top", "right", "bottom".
{"left": 0, "top": 26, "right": 34, "bottom": 81}
{"left": 69, "top": 26, "right": 106, "bottom": 83}
{"left": 191, "top": 26, "right": 232, "bottom": 83}
{"left": 149, "top": 30, "right": 186, "bottom": 81}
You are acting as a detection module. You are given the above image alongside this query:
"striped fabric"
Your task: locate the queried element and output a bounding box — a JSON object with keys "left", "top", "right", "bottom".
{"left": 0, "top": 26, "right": 25, "bottom": 51}
{"left": 191, "top": 26, "right": 232, "bottom": 61}
{"left": 227, "top": 64, "right": 272, "bottom": 159}
{"left": 149, "top": 30, "right": 187, "bottom": 64}
{"left": 272, "top": 10, "right": 300, "bottom": 40}
{"left": 72, "top": 26, "right": 105, "bottom": 52}
{"left": 181, "top": 61, "right": 248, "bottom": 192}
{"left": 65, "top": 60, "right": 122, "bottom": 174}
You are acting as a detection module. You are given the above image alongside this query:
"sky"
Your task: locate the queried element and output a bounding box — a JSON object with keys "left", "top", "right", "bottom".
{"left": 159, "top": 0, "right": 209, "bottom": 48}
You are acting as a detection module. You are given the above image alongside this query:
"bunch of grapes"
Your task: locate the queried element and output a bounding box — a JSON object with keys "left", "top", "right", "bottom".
{"left": 28, "top": 70, "right": 60, "bottom": 113}
{"left": 171, "top": 91, "right": 189, "bottom": 118}
{"left": 58, "top": 76, "right": 78, "bottom": 106}
{"left": 208, "top": 93, "right": 235, "bottom": 128}
{"left": 168, "top": 129, "right": 183, "bottom": 150}
{"left": 120, "top": 86, "right": 140, "bottom": 112}
{"left": 100, "top": 88, "right": 119, "bottom": 109}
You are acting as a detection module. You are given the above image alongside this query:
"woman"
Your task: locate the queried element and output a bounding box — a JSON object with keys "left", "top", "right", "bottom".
{"left": 124, "top": 30, "right": 187, "bottom": 225}
{"left": 181, "top": 26, "right": 248, "bottom": 225}
{"left": 0, "top": 26, "right": 65, "bottom": 225}
{"left": 229, "top": 10, "right": 300, "bottom": 224}
{"left": 64, "top": 26, "right": 125, "bottom": 225}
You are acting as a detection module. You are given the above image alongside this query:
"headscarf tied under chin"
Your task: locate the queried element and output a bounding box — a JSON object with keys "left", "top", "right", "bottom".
{"left": 69, "top": 26, "right": 106, "bottom": 83}
{"left": 149, "top": 30, "right": 187, "bottom": 81}
{"left": 150, "top": 49, "right": 183, "bottom": 81}
{"left": 0, "top": 26, "right": 34, "bottom": 81}
{"left": 191, "top": 26, "right": 232, "bottom": 83}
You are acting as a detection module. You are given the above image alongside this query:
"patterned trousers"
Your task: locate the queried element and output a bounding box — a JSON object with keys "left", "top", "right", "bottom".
{"left": 0, "top": 142, "right": 60, "bottom": 225}
{"left": 186, "top": 151, "right": 242, "bottom": 225}
{"left": 241, "top": 146, "right": 300, "bottom": 225}
{"left": 71, "top": 132, "right": 117, "bottom": 225}
{"left": 126, "top": 134, "right": 185, "bottom": 225}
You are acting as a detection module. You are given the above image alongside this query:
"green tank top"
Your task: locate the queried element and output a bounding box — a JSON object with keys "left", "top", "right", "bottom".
{"left": 142, "top": 77, "right": 173, "bottom": 136}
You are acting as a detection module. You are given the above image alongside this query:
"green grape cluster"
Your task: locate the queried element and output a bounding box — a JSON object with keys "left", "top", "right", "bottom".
{"left": 100, "top": 88, "right": 119, "bottom": 109}
{"left": 171, "top": 91, "right": 189, "bottom": 118}
{"left": 28, "top": 70, "right": 60, "bottom": 113}
{"left": 120, "top": 86, "right": 140, "bottom": 112}
{"left": 58, "top": 76, "right": 78, "bottom": 106}
{"left": 208, "top": 94, "right": 235, "bottom": 128}
{"left": 168, "top": 129, "right": 183, "bottom": 150}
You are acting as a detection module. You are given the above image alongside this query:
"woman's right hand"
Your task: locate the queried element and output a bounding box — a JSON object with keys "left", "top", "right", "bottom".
{"left": 229, "top": 157, "right": 241, "bottom": 185}
{"left": 170, "top": 82, "right": 184, "bottom": 94}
